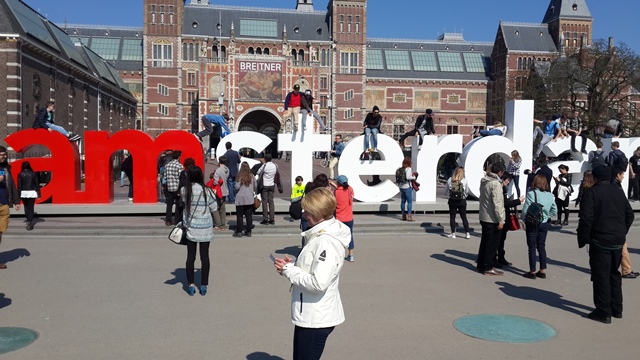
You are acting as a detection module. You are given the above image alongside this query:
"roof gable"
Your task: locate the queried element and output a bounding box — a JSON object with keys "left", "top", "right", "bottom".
{"left": 542, "top": 0, "right": 592, "bottom": 23}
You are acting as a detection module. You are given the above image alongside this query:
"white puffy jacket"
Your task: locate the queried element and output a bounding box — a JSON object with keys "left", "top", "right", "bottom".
{"left": 282, "top": 217, "right": 351, "bottom": 328}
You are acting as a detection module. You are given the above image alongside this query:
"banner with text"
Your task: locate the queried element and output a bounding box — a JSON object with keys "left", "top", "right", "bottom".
{"left": 237, "top": 60, "right": 283, "bottom": 101}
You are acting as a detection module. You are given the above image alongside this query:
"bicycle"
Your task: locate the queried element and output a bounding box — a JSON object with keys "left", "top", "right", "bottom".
{"left": 320, "top": 151, "right": 330, "bottom": 167}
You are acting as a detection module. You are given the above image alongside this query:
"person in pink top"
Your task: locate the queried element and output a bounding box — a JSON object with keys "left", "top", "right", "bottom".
{"left": 330, "top": 175, "right": 355, "bottom": 262}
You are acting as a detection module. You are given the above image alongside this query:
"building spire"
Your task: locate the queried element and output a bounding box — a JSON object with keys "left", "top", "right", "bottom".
{"left": 542, "top": 0, "right": 592, "bottom": 24}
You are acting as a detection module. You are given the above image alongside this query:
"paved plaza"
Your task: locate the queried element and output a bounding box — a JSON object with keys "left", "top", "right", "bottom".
{"left": 1, "top": 213, "right": 640, "bottom": 359}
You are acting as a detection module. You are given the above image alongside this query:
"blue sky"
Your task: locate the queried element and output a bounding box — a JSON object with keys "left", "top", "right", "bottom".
{"left": 24, "top": 0, "right": 640, "bottom": 52}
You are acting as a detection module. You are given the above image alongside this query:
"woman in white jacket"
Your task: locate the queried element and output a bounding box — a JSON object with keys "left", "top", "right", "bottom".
{"left": 274, "top": 187, "right": 351, "bottom": 360}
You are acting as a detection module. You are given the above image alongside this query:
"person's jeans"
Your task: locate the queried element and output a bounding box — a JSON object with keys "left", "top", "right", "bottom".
{"left": 46, "top": 123, "right": 69, "bottom": 137}
{"left": 226, "top": 177, "right": 236, "bottom": 203}
{"left": 196, "top": 117, "right": 214, "bottom": 139}
{"left": 164, "top": 189, "right": 179, "bottom": 223}
{"left": 508, "top": 175, "right": 521, "bottom": 198}
{"left": 479, "top": 129, "right": 503, "bottom": 136}
{"left": 477, "top": 221, "right": 501, "bottom": 272}
{"left": 293, "top": 326, "right": 335, "bottom": 360}
{"left": 186, "top": 240, "right": 210, "bottom": 286}
{"left": 340, "top": 219, "right": 355, "bottom": 250}
{"left": 120, "top": 171, "right": 125, "bottom": 186}
{"left": 301, "top": 109, "right": 327, "bottom": 130}
{"left": 534, "top": 129, "right": 553, "bottom": 158}
{"left": 213, "top": 197, "right": 226, "bottom": 228}
{"left": 400, "top": 187, "right": 413, "bottom": 215}
{"left": 329, "top": 157, "right": 339, "bottom": 178}
{"left": 235, "top": 205, "right": 253, "bottom": 234}
{"left": 603, "top": 133, "right": 614, "bottom": 139}
{"left": 364, "top": 128, "right": 379, "bottom": 151}
{"left": 525, "top": 221, "right": 550, "bottom": 272}
{"left": 589, "top": 245, "right": 623, "bottom": 317}
{"left": 22, "top": 198, "right": 36, "bottom": 224}
{"left": 261, "top": 185, "right": 275, "bottom": 222}
{"left": 448, "top": 202, "right": 469, "bottom": 233}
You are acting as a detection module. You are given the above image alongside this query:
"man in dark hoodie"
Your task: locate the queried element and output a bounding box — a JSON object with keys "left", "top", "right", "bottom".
{"left": 578, "top": 165, "right": 634, "bottom": 324}
{"left": 398, "top": 109, "right": 436, "bottom": 150}
{"left": 32, "top": 101, "right": 81, "bottom": 142}
{"left": 0, "top": 146, "right": 21, "bottom": 269}
{"left": 363, "top": 106, "right": 382, "bottom": 152}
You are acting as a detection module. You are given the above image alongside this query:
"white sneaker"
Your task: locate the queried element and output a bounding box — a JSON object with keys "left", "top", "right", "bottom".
{"left": 447, "top": 233, "right": 456, "bottom": 238}
{"left": 465, "top": 232, "right": 470, "bottom": 239}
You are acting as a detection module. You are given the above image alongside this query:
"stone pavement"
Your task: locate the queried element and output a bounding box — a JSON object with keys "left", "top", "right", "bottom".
{"left": 1, "top": 217, "right": 640, "bottom": 359}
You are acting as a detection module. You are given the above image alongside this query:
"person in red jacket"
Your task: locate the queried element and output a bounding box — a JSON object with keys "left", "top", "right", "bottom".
{"left": 331, "top": 175, "right": 355, "bottom": 262}
{"left": 283, "top": 84, "right": 302, "bottom": 132}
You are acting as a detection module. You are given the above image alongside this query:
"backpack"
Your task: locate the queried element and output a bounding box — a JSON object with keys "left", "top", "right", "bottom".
{"left": 525, "top": 191, "right": 544, "bottom": 228}
{"left": 395, "top": 167, "right": 407, "bottom": 183}
{"left": 159, "top": 166, "right": 167, "bottom": 186}
{"left": 611, "top": 150, "right": 629, "bottom": 171}
{"left": 449, "top": 180, "right": 464, "bottom": 199}
{"left": 589, "top": 150, "right": 606, "bottom": 167}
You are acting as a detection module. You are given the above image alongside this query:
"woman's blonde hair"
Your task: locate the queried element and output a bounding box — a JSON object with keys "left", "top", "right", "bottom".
{"left": 236, "top": 162, "right": 253, "bottom": 186}
{"left": 511, "top": 150, "right": 521, "bottom": 162}
{"left": 451, "top": 167, "right": 465, "bottom": 182}
{"left": 301, "top": 187, "right": 336, "bottom": 221}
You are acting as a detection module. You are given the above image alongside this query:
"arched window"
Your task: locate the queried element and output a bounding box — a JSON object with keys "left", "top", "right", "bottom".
{"left": 248, "top": 47, "right": 254, "bottom": 54}
{"left": 256, "top": 47, "right": 262, "bottom": 55}
{"left": 299, "top": 49, "right": 305, "bottom": 63}
{"left": 221, "top": 46, "right": 226, "bottom": 59}
{"left": 212, "top": 45, "right": 218, "bottom": 59}
{"left": 321, "top": 49, "right": 326, "bottom": 66}
{"left": 188, "top": 43, "right": 194, "bottom": 61}
{"left": 195, "top": 43, "right": 199, "bottom": 60}
{"left": 263, "top": 48, "right": 270, "bottom": 55}
{"left": 291, "top": 49, "right": 298, "bottom": 65}
{"left": 517, "top": 57, "right": 522, "bottom": 70}
{"left": 527, "top": 57, "right": 532, "bottom": 70}
{"left": 183, "top": 43, "right": 188, "bottom": 61}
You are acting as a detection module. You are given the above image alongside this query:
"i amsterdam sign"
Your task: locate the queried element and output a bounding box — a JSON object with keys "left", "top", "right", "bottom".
{"left": 5, "top": 101, "right": 638, "bottom": 205}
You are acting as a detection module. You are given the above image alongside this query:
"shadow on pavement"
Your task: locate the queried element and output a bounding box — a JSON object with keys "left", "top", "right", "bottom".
{"left": 420, "top": 222, "right": 445, "bottom": 234}
{"left": 0, "top": 248, "right": 31, "bottom": 265}
{"left": 546, "top": 257, "right": 590, "bottom": 274}
{"left": 246, "top": 352, "right": 285, "bottom": 360}
{"left": 0, "top": 293, "right": 11, "bottom": 309}
{"left": 275, "top": 246, "right": 300, "bottom": 258}
{"left": 495, "top": 281, "right": 592, "bottom": 317}
{"left": 430, "top": 253, "right": 476, "bottom": 272}
{"left": 165, "top": 268, "right": 201, "bottom": 292}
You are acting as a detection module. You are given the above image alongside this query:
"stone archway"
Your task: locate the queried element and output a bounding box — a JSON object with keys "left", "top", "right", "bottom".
{"left": 236, "top": 107, "right": 282, "bottom": 157}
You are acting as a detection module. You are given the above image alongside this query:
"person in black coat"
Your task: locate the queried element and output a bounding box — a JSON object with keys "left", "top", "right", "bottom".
{"left": 525, "top": 156, "right": 553, "bottom": 192}
{"left": 17, "top": 161, "right": 40, "bottom": 231}
{"left": 121, "top": 154, "right": 133, "bottom": 201}
{"left": 495, "top": 173, "right": 524, "bottom": 267}
{"left": 398, "top": 109, "right": 436, "bottom": 149}
{"left": 578, "top": 165, "right": 634, "bottom": 323}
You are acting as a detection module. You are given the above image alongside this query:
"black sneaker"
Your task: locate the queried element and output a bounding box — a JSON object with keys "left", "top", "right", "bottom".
{"left": 243, "top": 232, "right": 252, "bottom": 237}
{"left": 259, "top": 220, "right": 269, "bottom": 225}
{"left": 522, "top": 272, "right": 536, "bottom": 279}
{"left": 587, "top": 311, "right": 611, "bottom": 324}
{"left": 232, "top": 232, "right": 243, "bottom": 238}
{"left": 268, "top": 220, "right": 275, "bottom": 225}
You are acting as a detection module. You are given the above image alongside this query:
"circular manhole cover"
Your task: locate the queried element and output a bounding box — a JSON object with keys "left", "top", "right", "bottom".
{"left": 0, "top": 327, "right": 39, "bottom": 355}
{"left": 454, "top": 314, "right": 556, "bottom": 343}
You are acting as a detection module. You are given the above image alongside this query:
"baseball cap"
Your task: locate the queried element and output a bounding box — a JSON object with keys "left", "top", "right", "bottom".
{"left": 293, "top": 84, "right": 300, "bottom": 90}
{"left": 336, "top": 175, "right": 348, "bottom": 185}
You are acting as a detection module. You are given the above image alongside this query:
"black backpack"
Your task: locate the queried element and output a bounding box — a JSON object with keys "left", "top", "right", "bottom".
{"left": 525, "top": 190, "right": 544, "bottom": 227}
{"left": 449, "top": 180, "right": 464, "bottom": 199}
{"left": 590, "top": 150, "right": 606, "bottom": 167}
{"left": 395, "top": 167, "right": 407, "bottom": 183}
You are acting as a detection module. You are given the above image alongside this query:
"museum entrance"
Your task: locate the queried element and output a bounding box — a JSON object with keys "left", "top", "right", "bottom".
{"left": 236, "top": 109, "right": 281, "bottom": 158}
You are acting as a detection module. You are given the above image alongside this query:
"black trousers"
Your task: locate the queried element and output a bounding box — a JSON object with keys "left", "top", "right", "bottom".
{"left": 570, "top": 131, "right": 588, "bottom": 151}
{"left": 126, "top": 172, "right": 133, "bottom": 198}
{"left": 448, "top": 202, "right": 469, "bottom": 233}
{"left": 398, "top": 128, "right": 425, "bottom": 146}
{"left": 186, "top": 240, "right": 210, "bottom": 286}
{"left": 293, "top": 326, "right": 334, "bottom": 360}
{"left": 496, "top": 226, "right": 509, "bottom": 262}
{"left": 196, "top": 117, "right": 214, "bottom": 139}
{"left": 164, "top": 190, "right": 179, "bottom": 223}
{"left": 235, "top": 205, "right": 253, "bottom": 234}
{"left": 22, "top": 198, "right": 36, "bottom": 223}
{"left": 589, "top": 245, "right": 623, "bottom": 317}
{"left": 477, "top": 221, "right": 501, "bottom": 272}
{"left": 628, "top": 176, "right": 639, "bottom": 200}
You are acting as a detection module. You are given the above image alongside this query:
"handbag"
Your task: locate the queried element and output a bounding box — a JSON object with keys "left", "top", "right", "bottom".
{"left": 508, "top": 213, "right": 521, "bottom": 231}
{"left": 289, "top": 199, "right": 303, "bottom": 220}
{"left": 168, "top": 191, "right": 201, "bottom": 245}
{"left": 253, "top": 195, "right": 262, "bottom": 209}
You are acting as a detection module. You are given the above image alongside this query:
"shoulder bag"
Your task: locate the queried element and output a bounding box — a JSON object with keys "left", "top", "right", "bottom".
{"left": 168, "top": 191, "right": 201, "bottom": 245}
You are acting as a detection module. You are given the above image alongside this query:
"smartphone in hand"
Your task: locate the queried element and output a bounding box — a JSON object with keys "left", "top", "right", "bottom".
{"left": 270, "top": 254, "right": 277, "bottom": 263}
